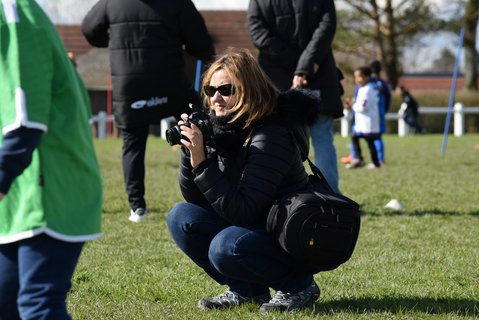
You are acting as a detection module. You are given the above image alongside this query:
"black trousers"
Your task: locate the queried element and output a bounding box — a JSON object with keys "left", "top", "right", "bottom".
{"left": 403, "top": 114, "right": 423, "bottom": 133}
{"left": 351, "top": 133, "right": 381, "bottom": 167}
{"left": 121, "top": 125, "right": 150, "bottom": 211}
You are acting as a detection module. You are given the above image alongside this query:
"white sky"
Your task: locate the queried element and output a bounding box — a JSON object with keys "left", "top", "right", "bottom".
{"left": 37, "top": 0, "right": 459, "bottom": 24}
{"left": 35, "top": 0, "right": 250, "bottom": 24}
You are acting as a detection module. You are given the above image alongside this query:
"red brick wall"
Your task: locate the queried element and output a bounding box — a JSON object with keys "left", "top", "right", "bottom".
{"left": 56, "top": 25, "right": 91, "bottom": 56}
{"left": 201, "top": 11, "right": 255, "bottom": 55}
{"left": 55, "top": 12, "right": 475, "bottom": 92}
{"left": 56, "top": 11, "right": 255, "bottom": 58}
{"left": 398, "top": 76, "right": 474, "bottom": 91}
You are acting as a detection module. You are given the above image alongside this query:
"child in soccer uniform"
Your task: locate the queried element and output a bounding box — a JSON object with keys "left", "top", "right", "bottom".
{"left": 346, "top": 66, "right": 381, "bottom": 169}
{"left": 0, "top": 0, "right": 102, "bottom": 318}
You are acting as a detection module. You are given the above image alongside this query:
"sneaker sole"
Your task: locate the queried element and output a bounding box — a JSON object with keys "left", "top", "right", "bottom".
{"left": 128, "top": 214, "right": 147, "bottom": 222}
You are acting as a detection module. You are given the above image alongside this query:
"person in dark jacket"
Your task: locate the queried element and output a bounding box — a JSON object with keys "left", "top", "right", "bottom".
{"left": 399, "top": 86, "right": 424, "bottom": 134}
{"left": 247, "top": 0, "right": 344, "bottom": 193}
{"left": 370, "top": 60, "right": 391, "bottom": 163}
{"left": 82, "top": 0, "right": 215, "bottom": 222}
{"left": 167, "top": 49, "right": 321, "bottom": 314}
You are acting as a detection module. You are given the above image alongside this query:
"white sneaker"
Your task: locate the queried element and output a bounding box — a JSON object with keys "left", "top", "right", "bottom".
{"left": 366, "top": 163, "right": 379, "bottom": 170}
{"left": 128, "top": 208, "right": 147, "bottom": 222}
{"left": 345, "top": 158, "right": 365, "bottom": 169}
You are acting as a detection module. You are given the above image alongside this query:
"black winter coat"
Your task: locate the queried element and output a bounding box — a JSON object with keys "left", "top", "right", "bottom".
{"left": 179, "top": 90, "right": 320, "bottom": 226}
{"left": 402, "top": 91, "right": 419, "bottom": 116}
{"left": 82, "top": 0, "right": 215, "bottom": 128}
{"left": 247, "top": 0, "right": 343, "bottom": 118}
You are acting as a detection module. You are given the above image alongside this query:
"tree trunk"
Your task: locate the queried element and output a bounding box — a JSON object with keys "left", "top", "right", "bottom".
{"left": 370, "top": 0, "right": 385, "bottom": 62}
{"left": 383, "top": 0, "right": 400, "bottom": 89}
{"left": 464, "top": 0, "right": 478, "bottom": 91}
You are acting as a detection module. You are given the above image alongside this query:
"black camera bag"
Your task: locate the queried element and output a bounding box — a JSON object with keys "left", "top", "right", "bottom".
{"left": 266, "top": 150, "right": 361, "bottom": 273}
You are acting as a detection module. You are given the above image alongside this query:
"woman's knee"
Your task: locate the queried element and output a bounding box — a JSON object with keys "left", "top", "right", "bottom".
{"left": 166, "top": 202, "right": 197, "bottom": 232}
{"left": 167, "top": 202, "right": 225, "bottom": 239}
{"left": 208, "top": 226, "right": 255, "bottom": 265}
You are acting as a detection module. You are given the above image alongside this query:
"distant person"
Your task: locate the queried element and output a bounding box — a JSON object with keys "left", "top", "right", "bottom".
{"left": 346, "top": 66, "right": 381, "bottom": 169}
{"left": 0, "top": 1, "right": 102, "bottom": 318}
{"left": 370, "top": 60, "right": 390, "bottom": 163}
{"left": 167, "top": 49, "right": 321, "bottom": 314}
{"left": 399, "top": 86, "right": 424, "bottom": 134}
{"left": 82, "top": 0, "right": 215, "bottom": 222}
{"left": 247, "top": 0, "right": 344, "bottom": 193}
{"left": 341, "top": 59, "right": 391, "bottom": 165}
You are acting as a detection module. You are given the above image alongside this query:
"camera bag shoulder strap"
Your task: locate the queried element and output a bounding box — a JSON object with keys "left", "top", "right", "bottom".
{"left": 286, "top": 128, "right": 335, "bottom": 193}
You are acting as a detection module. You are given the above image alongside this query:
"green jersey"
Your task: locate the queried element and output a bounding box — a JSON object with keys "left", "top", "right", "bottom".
{"left": 0, "top": 0, "right": 102, "bottom": 243}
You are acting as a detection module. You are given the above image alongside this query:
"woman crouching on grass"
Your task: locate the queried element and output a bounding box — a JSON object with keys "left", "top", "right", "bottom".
{"left": 167, "top": 48, "right": 321, "bottom": 314}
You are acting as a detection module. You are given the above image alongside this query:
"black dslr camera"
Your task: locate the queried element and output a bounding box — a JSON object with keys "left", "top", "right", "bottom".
{"left": 165, "top": 104, "right": 214, "bottom": 146}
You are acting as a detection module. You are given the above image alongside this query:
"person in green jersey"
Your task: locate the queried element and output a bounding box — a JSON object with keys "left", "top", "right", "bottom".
{"left": 0, "top": 0, "right": 102, "bottom": 318}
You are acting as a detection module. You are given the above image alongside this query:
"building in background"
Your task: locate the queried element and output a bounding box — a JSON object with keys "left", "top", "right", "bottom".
{"left": 40, "top": 1, "right": 475, "bottom": 117}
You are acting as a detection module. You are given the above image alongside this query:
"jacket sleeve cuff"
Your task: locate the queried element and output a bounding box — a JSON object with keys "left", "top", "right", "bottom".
{"left": 191, "top": 157, "right": 213, "bottom": 176}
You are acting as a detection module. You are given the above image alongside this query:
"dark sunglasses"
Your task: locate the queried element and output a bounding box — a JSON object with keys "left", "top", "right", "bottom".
{"left": 204, "top": 84, "right": 235, "bottom": 97}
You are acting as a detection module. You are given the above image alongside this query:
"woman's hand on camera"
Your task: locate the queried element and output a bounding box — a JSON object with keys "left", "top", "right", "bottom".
{"left": 179, "top": 113, "right": 206, "bottom": 168}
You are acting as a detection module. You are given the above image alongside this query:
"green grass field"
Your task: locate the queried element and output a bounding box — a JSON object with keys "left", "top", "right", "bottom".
{"left": 69, "top": 134, "right": 479, "bottom": 319}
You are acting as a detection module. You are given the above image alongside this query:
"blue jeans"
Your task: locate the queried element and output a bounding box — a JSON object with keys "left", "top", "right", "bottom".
{"left": 310, "top": 114, "right": 340, "bottom": 193}
{"left": 166, "top": 202, "right": 313, "bottom": 297}
{"left": 0, "top": 234, "right": 84, "bottom": 320}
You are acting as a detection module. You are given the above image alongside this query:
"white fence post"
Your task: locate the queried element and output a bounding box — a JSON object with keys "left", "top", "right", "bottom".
{"left": 334, "top": 103, "right": 478, "bottom": 137}
{"left": 97, "top": 111, "right": 107, "bottom": 139}
{"left": 341, "top": 108, "right": 353, "bottom": 137}
{"left": 160, "top": 116, "right": 177, "bottom": 140}
{"left": 454, "top": 102, "right": 464, "bottom": 137}
{"left": 397, "top": 103, "right": 410, "bottom": 137}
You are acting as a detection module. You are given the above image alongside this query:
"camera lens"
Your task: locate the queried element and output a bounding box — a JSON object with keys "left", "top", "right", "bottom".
{"left": 165, "top": 126, "right": 182, "bottom": 146}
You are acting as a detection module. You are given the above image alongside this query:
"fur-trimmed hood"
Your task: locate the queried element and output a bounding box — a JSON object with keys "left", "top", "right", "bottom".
{"left": 275, "top": 89, "right": 322, "bottom": 160}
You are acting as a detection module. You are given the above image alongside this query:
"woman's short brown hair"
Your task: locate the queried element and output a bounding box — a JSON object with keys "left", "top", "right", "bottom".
{"left": 202, "top": 48, "right": 279, "bottom": 128}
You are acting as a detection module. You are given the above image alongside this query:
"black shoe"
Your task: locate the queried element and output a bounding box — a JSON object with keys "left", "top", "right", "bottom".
{"left": 259, "top": 281, "right": 320, "bottom": 314}
{"left": 198, "top": 290, "right": 271, "bottom": 310}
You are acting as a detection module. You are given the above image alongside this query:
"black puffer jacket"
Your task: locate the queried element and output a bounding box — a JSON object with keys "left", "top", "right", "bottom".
{"left": 179, "top": 90, "right": 320, "bottom": 226}
{"left": 82, "top": 0, "right": 215, "bottom": 128}
{"left": 247, "top": 0, "right": 343, "bottom": 118}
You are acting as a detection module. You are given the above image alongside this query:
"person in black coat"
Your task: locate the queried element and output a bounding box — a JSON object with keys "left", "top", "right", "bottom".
{"left": 247, "top": 0, "right": 344, "bottom": 193}
{"left": 399, "top": 86, "right": 424, "bottom": 134}
{"left": 82, "top": 0, "right": 215, "bottom": 222}
{"left": 167, "top": 48, "right": 321, "bottom": 314}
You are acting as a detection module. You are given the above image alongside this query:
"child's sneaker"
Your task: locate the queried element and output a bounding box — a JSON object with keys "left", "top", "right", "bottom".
{"left": 366, "top": 163, "right": 379, "bottom": 170}
{"left": 345, "top": 158, "right": 364, "bottom": 169}
{"left": 340, "top": 154, "right": 354, "bottom": 164}
{"left": 259, "top": 280, "right": 320, "bottom": 314}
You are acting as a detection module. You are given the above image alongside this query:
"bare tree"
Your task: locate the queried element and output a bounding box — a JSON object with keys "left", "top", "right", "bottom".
{"left": 338, "top": 0, "right": 443, "bottom": 89}
{"left": 463, "top": 0, "right": 478, "bottom": 91}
